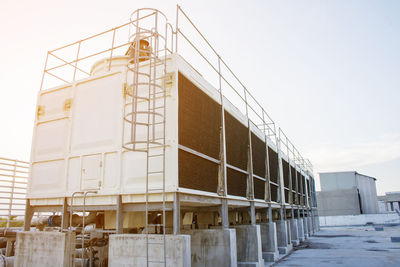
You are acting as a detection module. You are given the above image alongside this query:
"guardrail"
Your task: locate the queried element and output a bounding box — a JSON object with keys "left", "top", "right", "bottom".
{"left": 38, "top": 5, "right": 313, "bottom": 175}
{"left": 0, "top": 157, "right": 29, "bottom": 227}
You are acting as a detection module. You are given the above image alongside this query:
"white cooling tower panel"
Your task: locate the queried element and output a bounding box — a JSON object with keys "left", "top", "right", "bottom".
{"left": 70, "top": 74, "right": 122, "bottom": 153}
{"left": 30, "top": 160, "right": 65, "bottom": 196}
{"left": 38, "top": 86, "right": 71, "bottom": 121}
{"left": 33, "top": 119, "right": 69, "bottom": 161}
{"left": 103, "top": 152, "right": 119, "bottom": 191}
{"left": 121, "top": 151, "right": 147, "bottom": 193}
{"left": 81, "top": 154, "right": 102, "bottom": 190}
{"left": 67, "top": 157, "right": 80, "bottom": 193}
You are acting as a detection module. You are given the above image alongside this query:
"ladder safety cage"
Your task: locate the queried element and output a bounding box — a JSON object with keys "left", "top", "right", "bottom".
{"left": 123, "top": 8, "right": 173, "bottom": 267}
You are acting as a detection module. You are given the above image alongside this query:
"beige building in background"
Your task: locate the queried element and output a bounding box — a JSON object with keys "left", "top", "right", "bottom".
{"left": 317, "top": 171, "right": 378, "bottom": 216}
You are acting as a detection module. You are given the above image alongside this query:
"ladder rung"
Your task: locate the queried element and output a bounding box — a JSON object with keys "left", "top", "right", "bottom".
{"left": 148, "top": 260, "right": 166, "bottom": 263}
{"left": 133, "top": 96, "right": 150, "bottom": 101}
{"left": 148, "top": 154, "right": 164, "bottom": 158}
{"left": 147, "top": 224, "right": 165, "bottom": 227}
{"left": 148, "top": 171, "right": 163, "bottom": 174}
{"left": 149, "top": 106, "right": 165, "bottom": 110}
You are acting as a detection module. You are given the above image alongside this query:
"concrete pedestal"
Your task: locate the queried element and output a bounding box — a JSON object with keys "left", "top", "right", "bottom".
{"left": 289, "top": 219, "right": 300, "bottom": 246}
{"left": 181, "top": 229, "right": 237, "bottom": 267}
{"left": 259, "top": 222, "right": 279, "bottom": 262}
{"left": 109, "top": 234, "right": 191, "bottom": 267}
{"left": 308, "top": 216, "right": 313, "bottom": 235}
{"left": 233, "top": 225, "right": 264, "bottom": 267}
{"left": 276, "top": 220, "right": 293, "bottom": 255}
{"left": 314, "top": 215, "right": 320, "bottom": 232}
{"left": 297, "top": 218, "right": 305, "bottom": 242}
{"left": 15, "top": 231, "right": 75, "bottom": 267}
{"left": 302, "top": 218, "right": 309, "bottom": 239}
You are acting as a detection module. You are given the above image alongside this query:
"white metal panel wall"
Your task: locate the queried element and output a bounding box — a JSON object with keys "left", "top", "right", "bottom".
{"left": 356, "top": 174, "right": 378, "bottom": 214}
{"left": 319, "top": 172, "right": 356, "bottom": 191}
{"left": 29, "top": 55, "right": 180, "bottom": 200}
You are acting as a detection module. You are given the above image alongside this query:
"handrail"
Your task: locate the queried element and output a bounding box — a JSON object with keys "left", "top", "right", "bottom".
{"left": 37, "top": 6, "right": 313, "bottom": 175}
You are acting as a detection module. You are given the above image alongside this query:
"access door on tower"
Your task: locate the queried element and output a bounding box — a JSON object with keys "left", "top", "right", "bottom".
{"left": 81, "top": 154, "right": 102, "bottom": 190}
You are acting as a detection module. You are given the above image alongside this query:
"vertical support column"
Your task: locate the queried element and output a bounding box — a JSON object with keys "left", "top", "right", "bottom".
{"left": 217, "top": 56, "right": 229, "bottom": 229}
{"left": 61, "top": 197, "right": 69, "bottom": 230}
{"left": 244, "top": 89, "right": 256, "bottom": 225}
{"left": 276, "top": 131, "right": 286, "bottom": 215}
{"left": 173, "top": 192, "right": 181, "bottom": 234}
{"left": 23, "top": 199, "right": 33, "bottom": 231}
{"left": 116, "top": 195, "right": 123, "bottom": 234}
{"left": 7, "top": 159, "right": 17, "bottom": 228}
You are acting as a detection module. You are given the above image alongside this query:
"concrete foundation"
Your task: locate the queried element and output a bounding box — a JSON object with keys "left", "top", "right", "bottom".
{"left": 276, "top": 220, "right": 293, "bottom": 255}
{"left": 109, "top": 234, "right": 191, "bottom": 267}
{"left": 233, "top": 225, "right": 264, "bottom": 267}
{"left": 181, "top": 229, "right": 237, "bottom": 267}
{"left": 297, "top": 218, "right": 305, "bottom": 242}
{"left": 289, "top": 219, "right": 300, "bottom": 246}
{"left": 319, "top": 213, "right": 400, "bottom": 227}
{"left": 15, "top": 231, "right": 75, "bottom": 267}
{"left": 313, "top": 215, "right": 320, "bottom": 232}
{"left": 307, "top": 216, "right": 313, "bottom": 235}
{"left": 259, "top": 222, "right": 279, "bottom": 262}
{"left": 303, "top": 218, "right": 309, "bottom": 239}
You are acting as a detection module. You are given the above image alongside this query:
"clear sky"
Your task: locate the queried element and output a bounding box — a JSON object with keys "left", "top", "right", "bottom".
{"left": 1, "top": 0, "right": 399, "bottom": 195}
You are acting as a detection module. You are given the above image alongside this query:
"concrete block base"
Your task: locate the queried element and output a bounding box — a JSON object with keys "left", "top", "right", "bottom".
{"left": 298, "top": 219, "right": 305, "bottom": 242}
{"left": 181, "top": 229, "right": 237, "bottom": 267}
{"left": 15, "top": 231, "right": 75, "bottom": 267}
{"left": 289, "top": 219, "right": 299, "bottom": 246}
{"left": 291, "top": 239, "right": 300, "bottom": 246}
{"left": 263, "top": 251, "right": 279, "bottom": 262}
{"left": 109, "top": 234, "right": 191, "bottom": 267}
{"left": 259, "top": 222, "right": 279, "bottom": 262}
{"left": 278, "top": 243, "right": 293, "bottom": 255}
{"left": 276, "top": 220, "right": 293, "bottom": 255}
{"left": 233, "top": 225, "right": 264, "bottom": 267}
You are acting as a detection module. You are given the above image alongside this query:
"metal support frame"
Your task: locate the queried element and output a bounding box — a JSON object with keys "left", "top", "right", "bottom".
{"left": 116, "top": 195, "right": 124, "bottom": 234}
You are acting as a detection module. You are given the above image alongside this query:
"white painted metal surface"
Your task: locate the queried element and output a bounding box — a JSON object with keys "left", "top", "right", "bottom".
{"left": 29, "top": 55, "right": 179, "bottom": 204}
{"left": 0, "top": 157, "right": 28, "bottom": 227}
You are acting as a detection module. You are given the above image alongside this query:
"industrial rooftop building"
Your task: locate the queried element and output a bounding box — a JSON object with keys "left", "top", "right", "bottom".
{"left": 1, "top": 7, "right": 319, "bottom": 266}
{"left": 317, "top": 171, "right": 378, "bottom": 216}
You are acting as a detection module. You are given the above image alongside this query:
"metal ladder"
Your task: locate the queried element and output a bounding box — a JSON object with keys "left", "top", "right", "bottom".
{"left": 123, "top": 9, "right": 169, "bottom": 267}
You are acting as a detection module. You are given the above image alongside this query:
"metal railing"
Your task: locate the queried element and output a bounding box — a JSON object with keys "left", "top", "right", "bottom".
{"left": 0, "top": 157, "right": 29, "bottom": 227}
{"left": 38, "top": 5, "right": 313, "bottom": 176}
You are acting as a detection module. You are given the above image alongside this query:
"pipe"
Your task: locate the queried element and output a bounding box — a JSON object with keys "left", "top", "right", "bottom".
{"left": 31, "top": 212, "right": 97, "bottom": 230}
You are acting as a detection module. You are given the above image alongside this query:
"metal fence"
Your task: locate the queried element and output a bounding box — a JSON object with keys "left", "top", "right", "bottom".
{"left": 0, "top": 157, "right": 29, "bottom": 227}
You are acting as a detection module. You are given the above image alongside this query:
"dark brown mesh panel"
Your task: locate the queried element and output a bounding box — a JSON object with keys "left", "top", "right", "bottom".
{"left": 251, "top": 133, "right": 266, "bottom": 177}
{"left": 178, "top": 73, "right": 220, "bottom": 159}
{"left": 298, "top": 171, "right": 303, "bottom": 194}
{"left": 178, "top": 73, "right": 221, "bottom": 193}
{"left": 290, "top": 166, "right": 296, "bottom": 191}
{"left": 227, "top": 168, "right": 247, "bottom": 197}
{"left": 225, "top": 110, "right": 248, "bottom": 170}
{"left": 178, "top": 150, "right": 218, "bottom": 193}
{"left": 290, "top": 165, "right": 297, "bottom": 204}
{"left": 268, "top": 147, "right": 279, "bottom": 184}
{"left": 284, "top": 189, "right": 290, "bottom": 204}
{"left": 282, "top": 159, "right": 290, "bottom": 189}
{"left": 270, "top": 184, "right": 278, "bottom": 202}
{"left": 253, "top": 178, "right": 265, "bottom": 200}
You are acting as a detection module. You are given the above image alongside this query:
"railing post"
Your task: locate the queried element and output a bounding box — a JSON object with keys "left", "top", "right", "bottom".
{"left": 73, "top": 41, "right": 81, "bottom": 81}
{"left": 217, "top": 56, "right": 229, "bottom": 228}
{"left": 108, "top": 28, "right": 116, "bottom": 71}
{"left": 7, "top": 160, "right": 17, "bottom": 228}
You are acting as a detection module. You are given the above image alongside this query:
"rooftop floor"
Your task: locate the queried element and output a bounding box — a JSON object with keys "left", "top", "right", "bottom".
{"left": 274, "top": 225, "right": 400, "bottom": 267}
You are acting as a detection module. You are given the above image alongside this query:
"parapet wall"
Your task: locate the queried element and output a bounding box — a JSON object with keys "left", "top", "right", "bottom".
{"left": 319, "top": 213, "right": 400, "bottom": 227}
